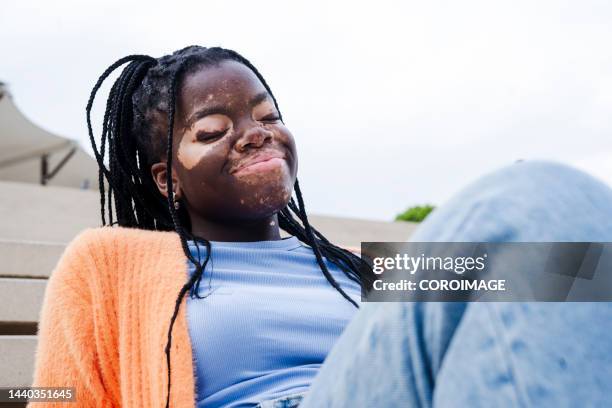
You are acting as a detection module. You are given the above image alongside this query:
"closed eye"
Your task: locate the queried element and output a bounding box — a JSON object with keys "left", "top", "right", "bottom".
{"left": 195, "top": 129, "right": 228, "bottom": 142}
{"left": 260, "top": 114, "right": 281, "bottom": 123}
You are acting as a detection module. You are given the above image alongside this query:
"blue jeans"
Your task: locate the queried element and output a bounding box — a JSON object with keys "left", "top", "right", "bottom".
{"left": 299, "top": 161, "right": 612, "bottom": 407}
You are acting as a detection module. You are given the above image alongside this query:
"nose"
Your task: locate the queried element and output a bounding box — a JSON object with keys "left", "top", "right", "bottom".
{"left": 234, "top": 124, "right": 274, "bottom": 152}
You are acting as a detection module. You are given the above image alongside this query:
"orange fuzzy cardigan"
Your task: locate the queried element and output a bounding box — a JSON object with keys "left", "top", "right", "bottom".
{"left": 29, "top": 226, "right": 197, "bottom": 407}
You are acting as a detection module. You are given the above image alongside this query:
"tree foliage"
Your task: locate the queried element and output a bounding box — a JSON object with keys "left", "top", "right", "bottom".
{"left": 395, "top": 205, "right": 435, "bottom": 223}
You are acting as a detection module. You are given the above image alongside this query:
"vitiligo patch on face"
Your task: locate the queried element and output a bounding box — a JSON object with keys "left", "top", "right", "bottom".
{"left": 177, "top": 134, "right": 219, "bottom": 170}
{"left": 234, "top": 165, "right": 293, "bottom": 213}
{"left": 240, "top": 191, "right": 290, "bottom": 214}
{"left": 235, "top": 161, "right": 288, "bottom": 183}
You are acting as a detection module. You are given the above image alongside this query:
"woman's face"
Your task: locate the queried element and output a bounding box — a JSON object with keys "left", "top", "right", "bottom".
{"left": 152, "top": 60, "right": 298, "bottom": 223}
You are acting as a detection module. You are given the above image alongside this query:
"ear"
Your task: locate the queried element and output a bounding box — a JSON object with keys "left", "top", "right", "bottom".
{"left": 150, "top": 162, "right": 182, "bottom": 200}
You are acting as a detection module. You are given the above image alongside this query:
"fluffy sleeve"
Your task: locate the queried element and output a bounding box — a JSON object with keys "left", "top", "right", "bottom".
{"left": 28, "top": 229, "right": 115, "bottom": 408}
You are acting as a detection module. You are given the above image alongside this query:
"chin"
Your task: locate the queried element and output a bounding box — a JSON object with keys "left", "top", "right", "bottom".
{"left": 237, "top": 182, "right": 293, "bottom": 220}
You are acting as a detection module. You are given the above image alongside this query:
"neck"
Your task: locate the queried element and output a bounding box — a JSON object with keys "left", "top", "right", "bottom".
{"left": 188, "top": 213, "right": 282, "bottom": 242}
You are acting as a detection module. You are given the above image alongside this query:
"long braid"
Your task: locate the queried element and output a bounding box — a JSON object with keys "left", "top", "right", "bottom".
{"left": 162, "top": 63, "right": 211, "bottom": 408}
{"left": 87, "top": 46, "right": 376, "bottom": 408}
{"left": 294, "top": 180, "right": 358, "bottom": 307}
{"left": 278, "top": 198, "right": 371, "bottom": 289}
{"left": 87, "top": 55, "right": 145, "bottom": 224}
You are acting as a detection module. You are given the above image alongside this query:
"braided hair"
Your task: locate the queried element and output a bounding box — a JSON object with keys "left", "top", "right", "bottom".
{"left": 85, "top": 46, "right": 376, "bottom": 408}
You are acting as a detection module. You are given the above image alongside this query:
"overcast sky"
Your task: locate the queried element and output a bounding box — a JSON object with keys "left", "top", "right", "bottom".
{"left": 1, "top": 0, "right": 611, "bottom": 221}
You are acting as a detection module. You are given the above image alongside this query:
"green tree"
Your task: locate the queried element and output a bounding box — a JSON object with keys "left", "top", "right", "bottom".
{"left": 395, "top": 205, "right": 435, "bottom": 223}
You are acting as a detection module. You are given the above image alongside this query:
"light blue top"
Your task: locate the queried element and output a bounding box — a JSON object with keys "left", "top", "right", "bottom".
{"left": 185, "top": 236, "right": 361, "bottom": 408}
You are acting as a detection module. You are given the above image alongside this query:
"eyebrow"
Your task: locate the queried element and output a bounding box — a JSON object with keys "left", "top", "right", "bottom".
{"left": 185, "top": 91, "right": 271, "bottom": 128}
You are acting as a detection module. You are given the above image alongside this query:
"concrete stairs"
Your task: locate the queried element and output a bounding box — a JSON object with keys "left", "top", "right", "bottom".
{"left": 0, "top": 180, "right": 416, "bottom": 394}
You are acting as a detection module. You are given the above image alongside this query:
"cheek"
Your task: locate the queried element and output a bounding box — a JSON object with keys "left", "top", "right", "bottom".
{"left": 177, "top": 138, "right": 220, "bottom": 170}
{"left": 175, "top": 138, "right": 230, "bottom": 198}
{"left": 276, "top": 126, "right": 298, "bottom": 176}
{"left": 176, "top": 136, "right": 228, "bottom": 171}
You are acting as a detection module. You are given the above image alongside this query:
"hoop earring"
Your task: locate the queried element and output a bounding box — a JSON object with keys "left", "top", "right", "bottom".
{"left": 174, "top": 199, "right": 180, "bottom": 210}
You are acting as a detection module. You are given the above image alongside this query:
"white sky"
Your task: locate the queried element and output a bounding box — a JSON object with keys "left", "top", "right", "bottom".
{"left": 1, "top": 0, "right": 611, "bottom": 221}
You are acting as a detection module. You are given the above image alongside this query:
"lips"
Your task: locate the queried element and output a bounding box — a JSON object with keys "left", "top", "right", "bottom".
{"left": 230, "top": 150, "right": 286, "bottom": 175}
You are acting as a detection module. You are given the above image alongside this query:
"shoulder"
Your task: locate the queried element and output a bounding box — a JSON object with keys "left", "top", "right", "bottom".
{"left": 49, "top": 226, "right": 183, "bottom": 298}
{"left": 57, "top": 226, "right": 181, "bottom": 279}
{"left": 65, "top": 226, "right": 179, "bottom": 253}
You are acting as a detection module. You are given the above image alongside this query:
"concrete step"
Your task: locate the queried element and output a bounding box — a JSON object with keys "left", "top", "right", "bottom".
{"left": 0, "top": 180, "right": 417, "bottom": 246}
{"left": 306, "top": 214, "right": 417, "bottom": 249}
{"left": 0, "top": 239, "right": 65, "bottom": 279}
{"left": 0, "top": 335, "right": 37, "bottom": 387}
{"left": 0, "top": 180, "right": 99, "bottom": 243}
{"left": 0, "top": 278, "right": 46, "bottom": 325}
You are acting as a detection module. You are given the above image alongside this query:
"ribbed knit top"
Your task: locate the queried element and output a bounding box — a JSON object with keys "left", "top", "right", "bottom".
{"left": 185, "top": 236, "right": 361, "bottom": 407}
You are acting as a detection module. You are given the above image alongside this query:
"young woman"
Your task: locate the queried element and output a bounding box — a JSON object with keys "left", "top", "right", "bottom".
{"left": 31, "top": 45, "right": 375, "bottom": 408}
{"left": 31, "top": 45, "right": 612, "bottom": 408}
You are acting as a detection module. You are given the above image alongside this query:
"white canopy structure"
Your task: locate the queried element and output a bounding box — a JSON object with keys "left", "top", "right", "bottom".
{"left": 0, "top": 83, "right": 98, "bottom": 189}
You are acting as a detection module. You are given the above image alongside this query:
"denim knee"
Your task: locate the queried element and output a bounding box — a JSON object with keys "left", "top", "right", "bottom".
{"left": 411, "top": 160, "right": 612, "bottom": 243}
